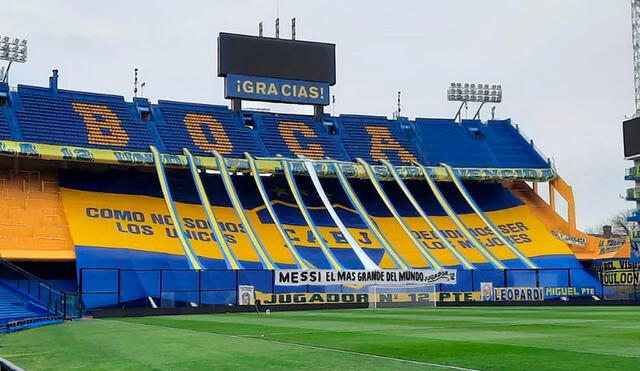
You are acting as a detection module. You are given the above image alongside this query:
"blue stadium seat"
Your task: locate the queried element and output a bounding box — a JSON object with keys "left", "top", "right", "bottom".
{"left": 255, "top": 112, "right": 348, "bottom": 160}
{"left": 464, "top": 119, "right": 548, "bottom": 168}
{"left": 413, "top": 118, "right": 549, "bottom": 168}
{"left": 15, "top": 85, "right": 154, "bottom": 151}
{"left": 0, "top": 283, "right": 49, "bottom": 326}
{"left": 0, "top": 107, "right": 12, "bottom": 140}
{"left": 9, "top": 83, "right": 549, "bottom": 170}
{"left": 414, "top": 118, "right": 499, "bottom": 167}
{"left": 156, "top": 101, "right": 265, "bottom": 157}
{"left": 338, "top": 114, "right": 419, "bottom": 165}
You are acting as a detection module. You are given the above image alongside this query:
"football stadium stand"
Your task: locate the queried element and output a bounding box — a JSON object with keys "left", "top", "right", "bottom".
{"left": 339, "top": 114, "right": 417, "bottom": 165}
{"left": 257, "top": 112, "right": 347, "bottom": 160}
{"left": 0, "top": 283, "right": 46, "bottom": 325}
{"left": 0, "top": 74, "right": 630, "bottom": 315}
{"left": 16, "top": 85, "right": 154, "bottom": 151}
{"left": 156, "top": 100, "right": 264, "bottom": 158}
{"left": 0, "top": 258, "right": 78, "bottom": 332}
{"left": 0, "top": 107, "right": 12, "bottom": 140}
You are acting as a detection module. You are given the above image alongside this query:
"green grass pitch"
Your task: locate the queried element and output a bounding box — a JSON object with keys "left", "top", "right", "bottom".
{"left": 1, "top": 306, "right": 639, "bottom": 370}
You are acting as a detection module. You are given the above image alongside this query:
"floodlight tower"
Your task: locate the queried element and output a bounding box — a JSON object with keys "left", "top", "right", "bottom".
{"left": 628, "top": 1, "right": 640, "bottom": 255}
{"left": 447, "top": 82, "right": 502, "bottom": 122}
{"left": 633, "top": 0, "right": 640, "bottom": 116}
{"left": 0, "top": 35, "right": 28, "bottom": 84}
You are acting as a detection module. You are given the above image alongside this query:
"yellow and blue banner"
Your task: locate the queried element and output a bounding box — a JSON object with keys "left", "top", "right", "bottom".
{"left": 184, "top": 148, "right": 242, "bottom": 269}
{"left": 357, "top": 158, "right": 442, "bottom": 269}
{"left": 442, "top": 163, "right": 537, "bottom": 269}
{"left": 150, "top": 146, "right": 204, "bottom": 270}
{"left": 59, "top": 166, "right": 582, "bottom": 273}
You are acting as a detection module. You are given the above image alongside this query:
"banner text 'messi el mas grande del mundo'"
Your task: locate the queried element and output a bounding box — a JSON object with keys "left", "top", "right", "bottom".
{"left": 274, "top": 269, "right": 457, "bottom": 286}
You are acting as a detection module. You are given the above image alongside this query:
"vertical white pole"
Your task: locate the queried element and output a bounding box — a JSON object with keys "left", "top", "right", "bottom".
{"left": 374, "top": 286, "right": 377, "bottom": 309}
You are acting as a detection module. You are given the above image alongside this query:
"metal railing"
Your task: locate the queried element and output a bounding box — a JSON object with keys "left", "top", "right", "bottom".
{"left": 512, "top": 121, "right": 552, "bottom": 167}
{"left": 2, "top": 315, "right": 63, "bottom": 333}
{"left": 0, "top": 259, "right": 82, "bottom": 319}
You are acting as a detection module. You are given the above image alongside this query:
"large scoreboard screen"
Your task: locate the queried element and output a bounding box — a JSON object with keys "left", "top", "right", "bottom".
{"left": 218, "top": 33, "right": 336, "bottom": 85}
{"left": 624, "top": 117, "right": 640, "bottom": 158}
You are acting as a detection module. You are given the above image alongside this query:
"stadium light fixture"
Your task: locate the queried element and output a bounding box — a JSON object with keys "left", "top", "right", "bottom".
{"left": 0, "top": 35, "right": 28, "bottom": 83}
{"left": 447, "top": 82, "right": 502, "bottom": 103}
{"left": 447, "top": 82, "right": 502, "bottom": 122}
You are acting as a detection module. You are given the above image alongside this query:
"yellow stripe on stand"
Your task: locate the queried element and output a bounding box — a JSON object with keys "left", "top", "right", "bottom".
{"left": 245, "top": 153, "right": 309, "bottom": 269}
{"left": 441, "top": 163, "right": 537, "bottom": 269}
{"left": 379, "top": 159, "right": 474, "bottom": 270}
{"left": 306, "top": 159, "right": 379, "bottom": 270}
{"left": 211, "top": 150, "right": 276, "bottom": 270}
{"left": 412, "top": 161, "right": 505, "bottom": 270}
{"left": 331, "top": 162, "right": 410, "bottom": 270}
{"left": 280, "top": 159, "right": 343, "bottom": 270}
{"left": 184, "top": 148, "right": 242, "bottom": 270}
{"left": 150, "top": 146, "right": 203, "bottom": 270}
{"left": 356, "top": 158, "right": 442, "bottom": 269}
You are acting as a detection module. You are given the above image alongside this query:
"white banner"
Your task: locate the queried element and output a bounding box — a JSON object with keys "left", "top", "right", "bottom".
{"left": 274, "top": 269, "right": 457, "bottom": 286}
{"left": 551, "top": 230, "right": 587, "bottom": 247}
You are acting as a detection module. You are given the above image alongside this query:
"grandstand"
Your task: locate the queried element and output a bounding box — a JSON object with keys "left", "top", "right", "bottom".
{"left": 0, "top": 1, "right": 639, "bottom": 368}
{"left": 0, "top": 68, "right": 630, "bottom": 324}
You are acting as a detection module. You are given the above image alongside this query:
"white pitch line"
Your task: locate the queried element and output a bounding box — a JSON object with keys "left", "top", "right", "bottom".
{"left": 0, "top": 357, "right": 27, "bottom": 371}
{"left": 248, "top": 337, "right": 482, "bottom": 371}
{"left": 107, "top": 319, "right": 481, "bottom": 371}
{"left": 230, "top": 318, "right": 602, "bottom": 338}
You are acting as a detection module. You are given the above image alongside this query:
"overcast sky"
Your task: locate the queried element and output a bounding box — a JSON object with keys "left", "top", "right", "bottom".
{"left": 1, "top": 0, "right": 634, "bottom": 230}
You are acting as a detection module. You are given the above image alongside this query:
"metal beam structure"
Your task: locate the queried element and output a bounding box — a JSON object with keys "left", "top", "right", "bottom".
{"left": 629, "top": 1, "right": 640, "bottom": 242}
{"left": 632, "top": 0, "right": 640, "bottom": 116}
